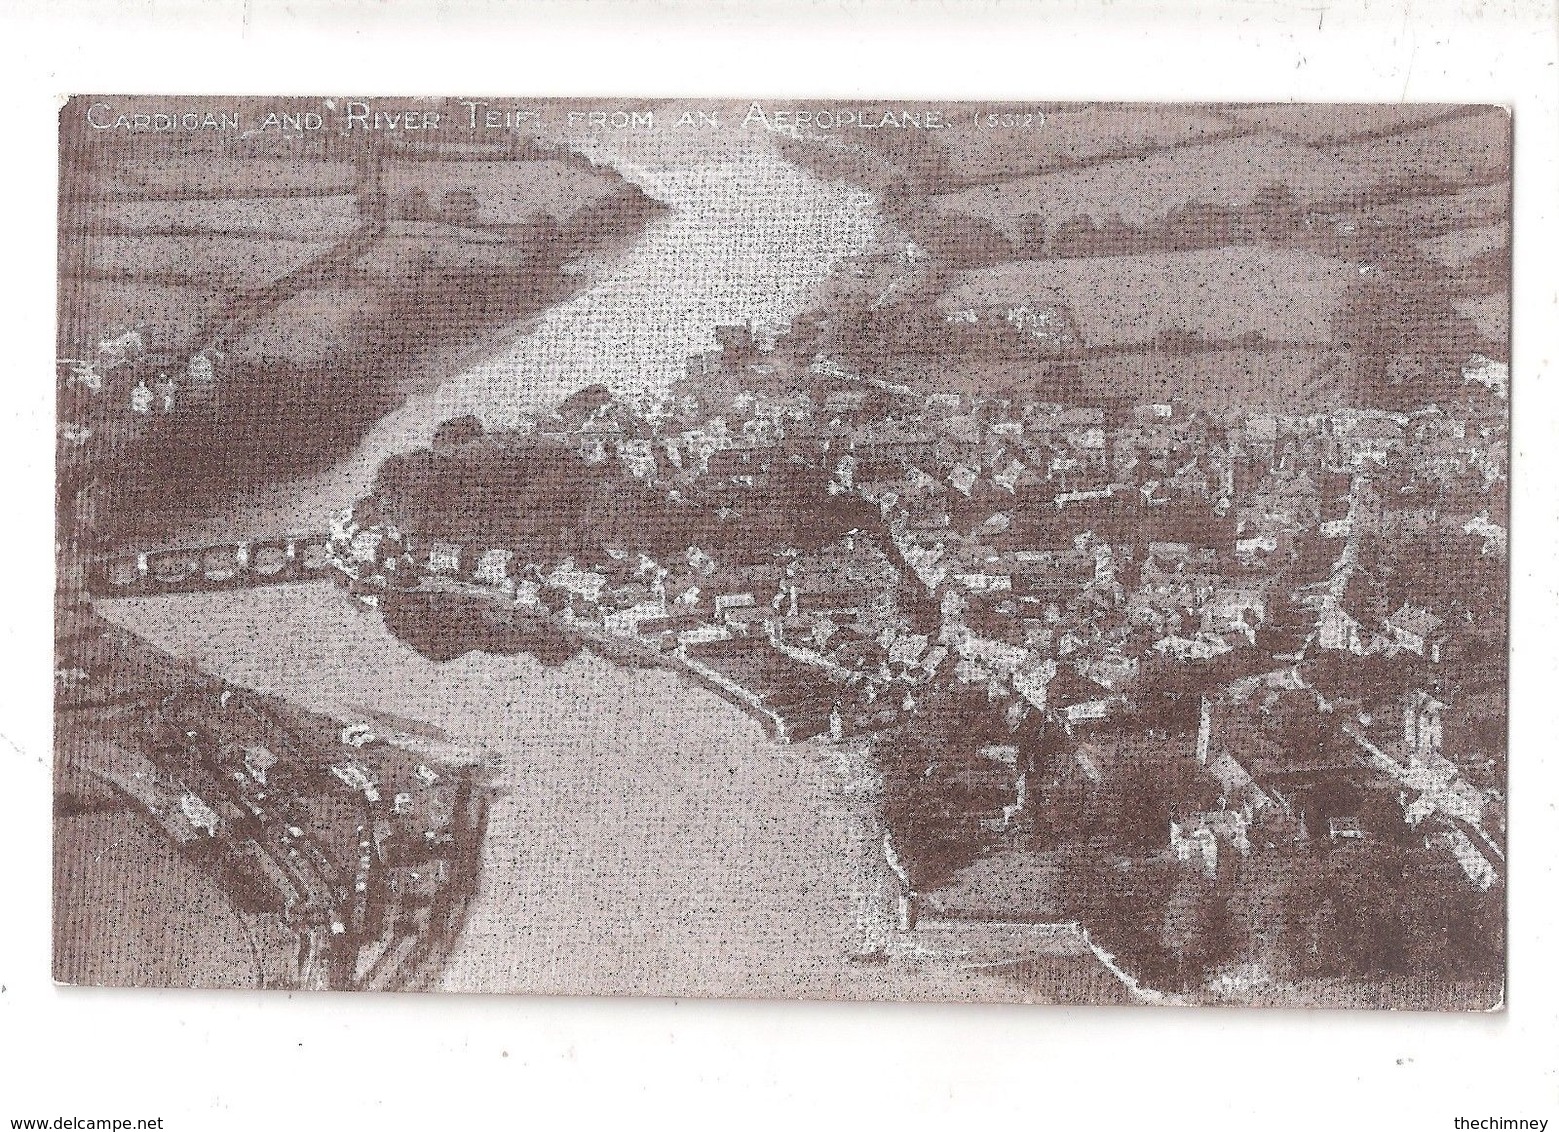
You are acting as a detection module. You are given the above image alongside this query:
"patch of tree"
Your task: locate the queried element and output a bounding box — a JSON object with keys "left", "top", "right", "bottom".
{"left": 874, "top": 683, "right": 1013, "bottom": 891}
{"left": 1033, "top": 740, "right": 1221, "bottom": 852}
{"left": 74, "top": 192, "right": 662, "bottom": 542}
{"left": 1334, "top": 259, "right": 1484, "bottom": 409}
{"left": 554, "top": 383, "right": 616, "bottom": 422}
{"left": 1303, "top": 649, "right": 1417, "bottom": 708}
{"left": 1361, "top": 525, "right": 1505, "bottom": 625}
{"left": 1015, "top": 183, "right": 1305, "bottom": 261}
{"left": 215, "top": 851, "right": 289, "bottom": 916}
{"left": 909, "top": 214, "right": 1019, "bottom": 269}
{"left": 381, "top": 588, "right": 579, "bottom": 666}
{"left": 432, "top": 414, "right": 484, "bottom": 448}
{"left": 374, "top": 431, "right": 883, "bottom": 569}
{"left": 1280, "top": 841, "right": 1504, "bottom": 982}
{"left": 1459, "top": 241, "right": 1511, "bottom": 298}
{"left": 1158, "top": 870, "right": 1242, "bottom": 990}
{"left": 1055, "top": 850, "right": 1203, "bottom": 989}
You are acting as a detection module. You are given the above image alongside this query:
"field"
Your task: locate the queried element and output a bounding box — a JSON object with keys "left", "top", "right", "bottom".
{"left": 911, "top": 105, "right": 1239, "bottom": 183}
{"left": 932, "top": 133, "right": 1381, "bottom": 234}
{"left": 59, "top": 155, "right": 623, "bottom": 361}
{"left": 1074, "top": 347, "right": 1352, "bottom": 410}
{"left": 1418, "top": 222, "right": 1509, "bottom": 268}
{"left": 929, "top": 112, "right": 1508, "bottom": 239}
{"left": 58, "top": 277, "right": 224, "bottom": 350}
{"left": 77, "top": 194, "right": 362, "bottom": 240}
{"left": 938, "top": 246, "right": 1356, "bottom": 348}
{"left": 355, "top": 226, "right": 543, "bottom": 280}
{"left": 1327, "top": 107, "right": 1511, "bottom": 187}
{"left": 225, "top": 284, "right": 379, "bottom": 368}
{"left": 103, "top": 155, "right": 356, "bottom": 199}
{"left": 379, "top": 157, "right": 628, "bottom": 224}
{"left": 82, "top": 233, "right": 335, "bottom": 287}
{"left": 1219, "top": 104, "right": 1468, "bottom": 144}
{"left": 1453, "top": 293, "right": 1510, "bottom": 344}
{"left": 1337, "top": 181, "right": 1510, "bottom": 230}
{"left": 52, "top": 807, "right": 259, "bottom": 989}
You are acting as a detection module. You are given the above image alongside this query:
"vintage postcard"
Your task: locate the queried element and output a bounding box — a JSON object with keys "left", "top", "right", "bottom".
{"left": 54, "top": 97, "right": 1508, "bottom": 1007}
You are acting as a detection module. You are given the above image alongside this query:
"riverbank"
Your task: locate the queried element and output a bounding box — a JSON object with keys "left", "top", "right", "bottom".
{"left": 66, "top": 138, "right": 1142, "bottom": 1001}
{"left": 93, "top": 581, "right": 1124, "bottom": 1002}
{"left": 97, "top": 210, "right": 660, "bottom": 551}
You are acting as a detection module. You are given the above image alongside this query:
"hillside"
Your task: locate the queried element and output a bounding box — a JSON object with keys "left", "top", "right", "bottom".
{"left": 939, "top": 246, "right": 1356, "bottom": 349}
{"left": 56, "top": 96, "right": 665, "bottom": 540}
{"left": 778, "top": 102, "right": 1510, "bottom": 410}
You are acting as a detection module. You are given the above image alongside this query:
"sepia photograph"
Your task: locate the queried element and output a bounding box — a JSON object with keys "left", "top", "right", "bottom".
{"left": 55, "top": 96, "right": 1508, "bottom": 1008}
{"left": 4, "top": 0, "right": 1556, "bottom": 1127}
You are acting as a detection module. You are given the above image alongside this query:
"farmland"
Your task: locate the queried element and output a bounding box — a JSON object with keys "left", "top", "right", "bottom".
{"left": 1327, "top": 107, "right": 1511, "bottom": 188}
{"left": 83, "top": 233, "right": 336, "bottom": 287}
{"left": 930, "top": 133, "right": 1383, "bottom": 235}
{"left": 1219, "top": 103, "right": 1467, "bottom": 144}
{"left": 102, "top": 155, "right": 356, "bottom": 199}
{"left": 58, "top": 278, "right": 222, "bottom": 352}
{"left": 938, "top": 246, "right": 1357, "bottom": 348}
{"left": 57, "top": 116, "right": 666, "bottom": 538}
{"left": 889, "top": 105, "right": 1240, "bottom": 186}
{"left": 1418, "top": 222, "right": 1509, "bottom": 269}
{"left": 1454, "top": 294, "right": 1510, "bottom": 343}
{"left": 923, "top": 107, "right": 1510, "bottom": 239}
{"left": 379, "top": 157, "right": 629, "bottom": 224}
{"left": 1330, "top": 181, "right": 1510, "bottom": 231}
{"left": 776, "top": 101, "right": 1508, "bottom": 417}
{"left": 78, "top": 194, "right": 362, "bottom": 240}
{"left": 224, "top": 285, "right": 381, "bottom": 368}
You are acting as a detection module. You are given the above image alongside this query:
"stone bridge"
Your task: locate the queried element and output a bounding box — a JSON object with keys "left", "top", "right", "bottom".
{"left": 91, "top": 534, "right": 336, "bottom": 597}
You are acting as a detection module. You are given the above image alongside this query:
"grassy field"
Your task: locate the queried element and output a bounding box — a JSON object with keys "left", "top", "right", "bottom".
{"left": 938, "top": 246, "right": 1356, "bottom": 348}
{"left": 354, "top": 226, "right": 543, "bottom": 280}
{"left": 1418, "top": 222, "right": 1509, "bottom": 268}
{"left": 932, "top": 133, "right": 1382, "bottom": 234}
{"left": 1328, "top": 107, "right": 1510, "bottom": 187}
{"left": 77, "top": 195, "right": 361, "bottom": 241}
{"left": 1074, "top": 347, "right": 1353, "bottom": 410}
{"left": 1336, "top": 181, "right": 1510, "bottom": 230}
{"left": 53, "top": 807, "right": 259, "bottom": 989}
{"left": 916, "top": 105, "right": 1239, "bottom": 183}
{"left": 61, "top": 153, "right": 621, "bottom": 361}
{"left": 1454, "top": 293, "right": 1510, "bottom": 344}
{"left": 59, "top": 278, "right": 223, "bottom": 350}
{"left": 83, "top": 233, "right": 335, "bottom": 287}
{"left": 225, "top": 284, "right": 379, "bottom": 368}
{"left": 1219, "top": 104, "right": 1468, "bottom": 144}
{"left": 380, "top": 157, "right": 628, "bottom": 224}
{"left": 104, "top": 155, "right": 356, "bottom": 199}
{"left": 929, "top": 115, "right": 1508, "bottom": 238}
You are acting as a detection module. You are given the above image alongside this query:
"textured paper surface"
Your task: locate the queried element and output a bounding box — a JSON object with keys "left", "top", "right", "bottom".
{"left": 54, "top": 97, "right": 1508, "bottom": 1006}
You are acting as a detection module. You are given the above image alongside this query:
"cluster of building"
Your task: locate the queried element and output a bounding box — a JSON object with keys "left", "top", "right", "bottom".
{"left": 57, "top": 325, "right": 222, "bottom": 445}
{"left": 333, "top": 325, "right": 1508, "bottom": 898}
{"left": 88, "top": 673, "right": 480, "bottom": 990}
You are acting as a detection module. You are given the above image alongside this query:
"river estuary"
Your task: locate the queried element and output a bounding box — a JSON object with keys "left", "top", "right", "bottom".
{"left": 97, "top": 136, "right": 1028, "bottom": 1000}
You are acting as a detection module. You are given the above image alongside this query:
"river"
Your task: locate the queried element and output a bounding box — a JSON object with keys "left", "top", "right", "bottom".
{"left": 96, "top": 138, "right": 1028, "bottom": 1000}
{"left": 174, "top": 141, "right": 878, "bottom": 545}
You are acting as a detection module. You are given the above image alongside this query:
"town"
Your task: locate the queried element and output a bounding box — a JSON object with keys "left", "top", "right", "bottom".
{"left": 313, "top": 320, "right": 1508, "bottom": 1000}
